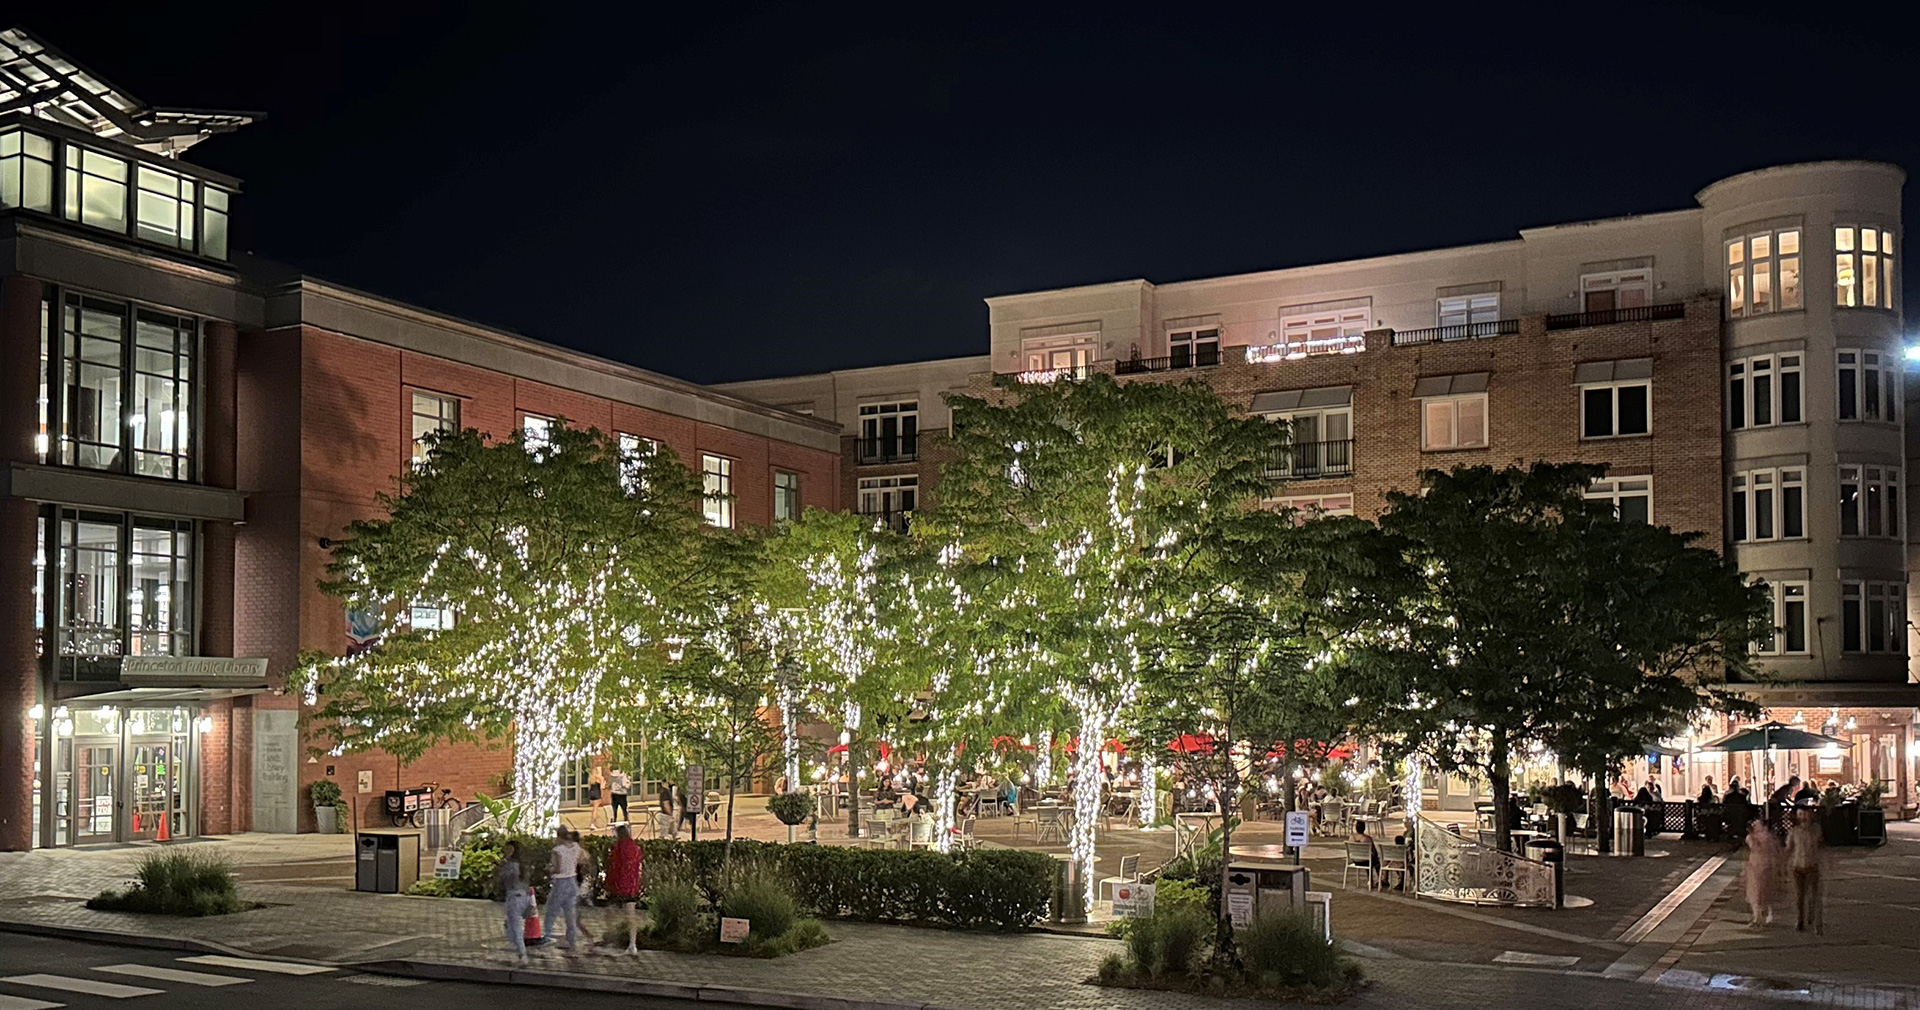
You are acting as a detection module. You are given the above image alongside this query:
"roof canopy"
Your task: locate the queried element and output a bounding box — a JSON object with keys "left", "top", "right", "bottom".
{"left": 0, "top": 26, "right": 257, "bottom": 155}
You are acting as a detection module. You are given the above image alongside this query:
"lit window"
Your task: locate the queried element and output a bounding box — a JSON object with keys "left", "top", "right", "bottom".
{"left": 702, "top": 454, "right": 734, "bottom": 528}
{"left": 52, "top": 296, "right": 196, "bottom": 481}
{"left": 521, "top": 413, "right": 555, "bottom": 455}
{"left": 1727, "top": 353, "right": 1802, "bottom": 430}
{"left": 1168, "top": 328, "right": 1220, "bottom": 368}
{"left": 1261, "top": 405, "right": 1353, "bottom": 478}
{"left": 774, "top": 470, "right": 802, "bottom": 522}
{"left": 858, "top": 402, "right": 918, "bottom": 463}
{"left": 410, "top": 391, "right": 460, "bottom": 465}
{"left": 63, "top": 144, "right": 128, "bottom": 233}
{"left": 200, "top": 187, "right": 230, "bottom": 260}
{"left": 408, "top": 604, "right": 454, "bottom": 632}
{"left": 1755, "top": 581, "right": 1809, "bottom": 656}
{"left": 1838, "top": 464, "right": 1900, "bottom": 538}
{"left": 0, "top": 129, "right": 56, "bottom": 212}
{"left": 129, "top": 311, "right": 194, "bottom": 480}
{"left": 1836, "top": 349, "right": 1898, "bottom": 422}
{"left": 1420, "top": 394, "right": 1487, "bottom": 450}
{"left": 1726, "top": 227, "right": 1801, "bottom": 316}
{"left": 1835, "top": 226, "right": 1895, "bottom": 309}
{"left": 1018, "top": 335, "right": 1095, "bottom": 382}
{"left": 1730, "top": 468, "right": 1803, "bottom": 543}
{"left": 134, "top": 164, "right": 197, "bottom": 250}
{"left": 1841, "top": 581, "right": 1904, "bottom": 654}
{"left": 1256, "top": 303, "right": 1370, "bottom": 361}
{"left": 1437, "top": 293, "right": 1500, "bottom": 328}
{"left": 857, "top": 475, "right": 916, "bottom": 532}
{"left": 49, "top": 507, "right": 194, "bottom": 681}
{"left": 617, "top": 433, "right": 658, "bottom": 492}
{"left": 1586, "top": 477, "right": 1651, "bottom": 523}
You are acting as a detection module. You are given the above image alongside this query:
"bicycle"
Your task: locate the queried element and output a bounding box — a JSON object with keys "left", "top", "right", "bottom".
{"left": 386, "top": 783, "right": 468, "bottom": 827}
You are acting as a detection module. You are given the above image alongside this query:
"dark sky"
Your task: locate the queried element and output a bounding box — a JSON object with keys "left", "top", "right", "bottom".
{"left": 23, "top": 4, "right": 1918, "bottom": 384}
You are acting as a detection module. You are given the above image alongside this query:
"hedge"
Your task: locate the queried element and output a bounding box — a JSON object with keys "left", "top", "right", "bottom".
{"left": 457, "top": 834, "right": 1053, "bottom": 931}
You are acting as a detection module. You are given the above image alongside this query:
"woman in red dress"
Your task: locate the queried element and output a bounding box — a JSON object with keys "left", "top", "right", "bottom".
{"left": 604, "top": 823, "right": 644, "bottom": 953}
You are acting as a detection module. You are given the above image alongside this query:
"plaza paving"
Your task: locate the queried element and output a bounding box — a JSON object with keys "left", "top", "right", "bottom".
{"left": 0, "top": 810, "right": 1916, "bottom": 1009}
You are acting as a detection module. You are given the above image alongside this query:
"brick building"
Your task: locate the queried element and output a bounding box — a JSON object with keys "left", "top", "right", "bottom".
{"left": 719, "top": 160, "right": 1916, "bottom": 812}
{"left": 0, "top": 28, "right": 837, "bottom": 849}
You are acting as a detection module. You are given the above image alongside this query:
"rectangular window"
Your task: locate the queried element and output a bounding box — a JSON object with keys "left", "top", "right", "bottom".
{"left": 61, "top": 295, "right": 125, "bottom": 472}
{"left": 1580, "top": 381, "right": 1650, "bottom": 438}
{"left": 1262, "top": 405, "right": 1354, "bottom": 478}
{"left": 1168, "top": 328, "right": 1221, "bottom": 368}
{"left": 1018, "top": 335, "right": 1095, "bottom": 382}
{"left": 407, "top": 604, "right": 454, "bottom": 632}
{"left": 857, "top": 475, "right": 917, "bottom": 532}
{"left": 1, "top": 129, "right": 56, "bottom": 212}
{"left": 1586, "top": 477, "right": 1651, "bottom": 523}
{"left": 1276, "top": 494, "right": 1355, "bottom": 521}
{"left": 1732, "top": 468, "right": 1806, "bottom": 543}
{"left": 617, "top": 433, "right": 658, "bottom": 493}
{"left": 1838, "top": 464, "right": 1901, "bottom": 538}
{"left": 1421, "top": 394, "right": 1487, "bottom": 450}
{"left": 51, "top": 296, "right": 197, "bottom": 481}
{"left": 1269, "top": 304, "right": 1370, "bottom": 360}
{"left": 1756, "top": 581, "right": 1810, "bottom": 656}
{"left": 1836, "top": 349, "right": 1897, "bottom": 423}
{"left": 200, "top": 187, "right": 230, "bottom": 260}
{"left": 410, "top": 391, "right": 460, "bottom": 465}
{"left": 521, "top": 413, "right": 555, "bottom": 455}
{"left": 1437, "top": 293, "right": 1500, "bottom": 328}
{"left": 63, "top": 144, "right": 128, "bottom": 233}
{"left": 48, "top": 508, "right": 195, "bottom": 681}
{"left": 702, "top": 454, "right": 734, "bottom": 528}
{"left": 1835, "top": 226, "right": 1895, "bottom": 309}
{"left": 1579, "top": 268, "right": 1652, "bottom": 312}
{"left": 1727, "top": 227, "right": 1801, "bottom": 316}
{"left": 128, "top": 519, "right": 193, "bottom": 658}
{"left": 129, "top": 311, "right": 193, "bottom": 480}
{"left": 858, "top": 401, "right": 919, "bottom": 463}
{"left": 1841, "top": 581, "right": 1905, "bottom": 654}
{"left": 1780, "top": 468, "right": 1804, "bottom": 538}
{"left": 773, "top": 470, "right": 802, "bottom": 522}
{"left": 134, "top": 164, "right": 197, "bottom": 250}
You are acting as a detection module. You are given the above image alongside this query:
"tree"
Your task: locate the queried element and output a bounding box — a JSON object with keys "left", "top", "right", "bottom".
{"left": 1364, "top": 463, "right": 1770, "bottom": 852}
{"left": 294, "top": 424, "right": 709, "bottom": 831}
{"left": 931, "top": 375, "right": 1283, "bottom": 903}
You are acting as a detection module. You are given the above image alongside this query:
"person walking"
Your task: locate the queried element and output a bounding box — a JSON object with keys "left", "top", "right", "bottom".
{"left": 657, "top": 788, "right": 680, "bottom": 839}
{"left": 497, "top": 840, "right": 533, "bottom": 964}
{"left": 587, "top": 765, "right": 609, "bottom": 830}
{"left": 608, "top": 767, "right": 632, "bottom": 825}
{"left": 568, "top": 827, "right": 599, "bottom": 947}
{"left": 604, "top": 823, "right": 644, "bottom": 954}
{"left": 1786, "top": 807, "right": 1825, "bottom": 934}
{"left": 1742, "top": 819, "right": 1779, "bottom": 926}
{"left": 545, "top": 826, "right": 584, "bottom": 951}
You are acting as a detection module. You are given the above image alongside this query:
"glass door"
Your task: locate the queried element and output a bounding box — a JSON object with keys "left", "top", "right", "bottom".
{"left": 73, "top": 741, "right": 117, "bottom": 842}
{"left": 128, "top": 739, "right": 175, "bottom": 840}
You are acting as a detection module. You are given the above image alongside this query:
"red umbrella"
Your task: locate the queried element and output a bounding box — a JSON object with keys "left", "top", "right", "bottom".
{"left": 991, "top": 736, "right": 1035, "bottom": 751}
{"left": 1167, "top": 734, "right": 1216, "bottom": 755}
{"left": 826, "top": 743, "right": 848, "bottom": 755}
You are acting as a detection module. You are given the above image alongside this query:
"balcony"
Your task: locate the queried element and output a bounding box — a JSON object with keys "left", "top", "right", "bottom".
{"left": 992, "top": 363, "right": 1097, "bottom": 388}
{"left": 1265, "top": 439, "right": 1354, "bottom": 480}
{"left": 1544, "top": 302, "right": 1686, "bottom": 331}
{"left": 1390, "top": 318, "right": 1521, "bottom": 346}
{"left": 858, "top": 510, "right": 912, "bottom": 533}
{"left": 1115, "top": 346, "right": 1221, "bottom": 375}
{"left": 855, "top": 439, "right": 918, "bottom": 465}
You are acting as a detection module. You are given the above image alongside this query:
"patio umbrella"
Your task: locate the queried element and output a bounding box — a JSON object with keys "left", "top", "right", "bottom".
{"left": 1699, "top": 721, "right": 1851, "bottom": 752}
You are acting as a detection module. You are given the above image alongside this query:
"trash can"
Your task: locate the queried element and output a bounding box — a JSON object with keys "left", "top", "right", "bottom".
{"left": 1050, "top": 853, "right": 1085, "bottom": 924}
{"left": 1525, "top": 837, "right": 1565, "bottom": 908}
{"left": 355, "top": 829, "right": 421, "bottom": 893}
{"left": 1611, "top": 807, "right": 1644, "bottom": 857}
{"left": 1225, "top": 863, "right": 1309, "bottom": 926}
{"left": 424, "top": 805, "right": 449, "bottom": 850}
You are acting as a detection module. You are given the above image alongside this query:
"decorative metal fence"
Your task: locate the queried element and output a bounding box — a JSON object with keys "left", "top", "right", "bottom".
{"left": 1414, "top": 814, "right": 1556, "bottom": 908}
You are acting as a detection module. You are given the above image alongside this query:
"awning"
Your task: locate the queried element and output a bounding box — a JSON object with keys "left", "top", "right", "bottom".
{"left": 1249, "top": 386, "right": 1352, "bottom": 414}
{"left": 1412, "top": 373, "right": 1489, "bottom": 398}
{"left": 58, "top": 686, "right": 264, "bottom": 705}
{"left": 1573, "top": 358, "right": 1653, "bottom": 384}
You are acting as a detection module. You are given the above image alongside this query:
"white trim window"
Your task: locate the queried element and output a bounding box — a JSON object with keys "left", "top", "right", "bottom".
{"left": 1838, "top": 464, "right": 1900, "bottom": 538}
{"left": 1168, "top": 327, "right": 1220, "bottom": 368}
{"left": 1730, "top": 467, "right": 1805, "bottom": 542}
{"left": 1835, "top": 226, "right": 1895, "bottom": 309}
{"left": 1727, "top": 353, "right": 1802, "bottom": 429}
{"left": 773, "top": 469, "right": 802, "bottom": 522}
{"left": 410, "top": 390, "right": 460, "bottom": 466}
{"left": 521, "top": 413, "right": 556, "bottom": 456}
{"left": 408, "top": 603, "right": 455, "bottom": 632}
{"left": 1754, "top": 581, "right": 1809, "bottom": 655}
{"left": 1420, "top": 394, "right": 1488, "bottom": 450}
{"left": 1836, "top": 350, "right": 1898, "bottom": 422}
{"left": 1580, "top": 379, "right": 1650, "bottom": 438}
{"left": 1264, "top": 304, "right": 1369, "bottom": 360}
{"left": 1579, "top": 268, "right": 1651, "bottom": 312}
{"left": 1841, "top": 581, "right": 1905, "bottom": 654}
{"left": 858, "top": 401, "right": 918, "bottom": 462}
{"left": 701, "top": 454, "right": 734, "bottom": 528}
{"left": 1276, "top": 493, "right": 1354, "bottom": 521}
{"left": 1019, "top": 334, "right": 1095, "bottom": 382}
{"left": 1726, "top": 227, "right": 1802, "bottom": 316}
{"left": 617, "top": 432, "right": 659, "bottom": 493}
{"left": 1586, "top": 477, "right": 1651, "bottom": 523}
{"left": 1437, "top": 293, "right": 1500, "bottom": 328}
{"left": 857, "top": 475, "right": 916, "bottom": 532}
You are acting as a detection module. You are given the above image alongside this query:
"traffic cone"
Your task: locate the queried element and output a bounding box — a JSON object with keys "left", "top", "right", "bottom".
{"left": 155, "top": 813, "right": 170, "bottom": 842}
{"left": 131, "top": 810, "right": 141, "bottom": 835}
{"left": 524, "top": 887, "right": 545, "bottom": 945}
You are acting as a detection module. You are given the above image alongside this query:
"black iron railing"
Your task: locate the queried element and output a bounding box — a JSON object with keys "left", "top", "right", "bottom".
{"left": 1115, "top": 347, "right": 1222, "bottom": 375}
{"left": 1390, "top": 318, "right": 1521, "bottom": 346}
{"left": 1265, "top": 439, "right": 1354, "bottom": 479}
{"left": 855, "top": 440, "right": 918, "bottom": 465}
{"left": 1544, "top": 302, "right": 1686, "bottom": 331}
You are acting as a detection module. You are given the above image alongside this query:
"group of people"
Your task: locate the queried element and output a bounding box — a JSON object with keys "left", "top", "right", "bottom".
{"left": 1742, "top": 807, "right": 1827, "bottom": 933}
{"left": 495, "top": 823, "right": 647, "bottom": 963}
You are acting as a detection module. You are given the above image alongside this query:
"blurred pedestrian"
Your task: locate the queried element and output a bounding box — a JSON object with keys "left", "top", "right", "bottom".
{"left": 568, "top": 827, "right": 598, "bottom": 947}
{"left": 1742, "top": 820, "right": 1779, "bottom": 926}
{"left": 587, "top": 764, "right": 609, "bottom": 829}
{"left": 545, "top": 826, "right": 584, "bottom": 951}
{"left": 497, "top": 840, "right": 533, "bottom": 964}
{"left": 1787, "top": 807, "right": 1824, "bottom": 934}
{"left": 608, "top": 767, "right": 631, "bottom": 824}
{"left": 605, "top": 823, "right": 644, "bottom": 954}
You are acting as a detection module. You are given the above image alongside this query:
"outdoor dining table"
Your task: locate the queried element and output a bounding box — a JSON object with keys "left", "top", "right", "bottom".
{"left": 1034, "top": 802, "right": 1072, "bottom": 844}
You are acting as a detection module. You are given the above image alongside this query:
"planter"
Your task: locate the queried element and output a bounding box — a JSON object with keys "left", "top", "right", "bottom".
{"left": 1858, "top": 807, "right": 1886, "bottom": 846}
{"left": 315, "top": 805, "right": 338, "bottom": 836}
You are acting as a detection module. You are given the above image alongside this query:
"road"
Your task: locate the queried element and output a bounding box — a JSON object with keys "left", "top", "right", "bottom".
{"left": 0, "top": 934, "right": 701, "bottom": 1010}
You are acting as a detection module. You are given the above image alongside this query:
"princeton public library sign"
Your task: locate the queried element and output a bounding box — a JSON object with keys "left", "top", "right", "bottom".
{"left": 119, "top": 656, "right": 270, "bottom": 687}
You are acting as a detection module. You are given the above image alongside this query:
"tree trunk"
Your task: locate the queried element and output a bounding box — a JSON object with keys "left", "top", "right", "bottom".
{"left": 512, "top": 713, "right": 565, "bottom": 834}
{"left": 846, "top": 735, "right": 862, "bottom": 839}
{"left": 1489, "top": 731, "right": 1512, "bottom": 853}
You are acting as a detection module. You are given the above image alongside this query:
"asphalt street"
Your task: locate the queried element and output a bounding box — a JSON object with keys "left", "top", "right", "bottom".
{"left": 0, "top": 934, "right": 702, "bottom": 1010}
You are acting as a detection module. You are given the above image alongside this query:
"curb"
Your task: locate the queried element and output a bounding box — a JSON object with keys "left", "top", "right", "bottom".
{"left": 0, "top": 917, "right": 240, "bottom": 958}
{"left": 359, "top": 957, "right": 963, "bottom": 1010}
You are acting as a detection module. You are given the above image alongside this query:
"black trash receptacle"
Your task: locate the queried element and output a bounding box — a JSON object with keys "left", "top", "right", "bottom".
{"left": 1525, "top": 837, "right": 1565, "bottom": 908}
{"left": 354, "top": 830, "right": 421, "bottom": 893}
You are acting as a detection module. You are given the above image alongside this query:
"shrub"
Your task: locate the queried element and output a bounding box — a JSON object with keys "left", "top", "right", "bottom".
{"left": 646, "top": 875, "right": 705, "bottom": 951}
{"left": 308, "top": 780, "right": 342, "bottom": 808}
{"left": 405, "top": 878, "right": 455, "bottom": 897}
{"left": 88, "top": 850, "right": 244, "bottom": 917}
{"left": 1125, "top": 903, "right": 1213, "bottom": 980}
{"left": 721, "top": 872, "right": 799, "bottom": 942}
{"left": 1236, "top": 909, "right": 1355, "bottom": 990}
{"left": 453, "top": 844, "right": 502, "bottom": 899}
{"left": 1152, "top": 878, "right": 1212, "bottom": 919}
{"left": 767, "top": 793, "right": 814, "bottom": 826}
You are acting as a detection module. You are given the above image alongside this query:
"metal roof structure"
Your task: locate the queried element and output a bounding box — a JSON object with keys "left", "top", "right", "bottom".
{"left": 0, "top": 26, "right": 258, "bottom": 156}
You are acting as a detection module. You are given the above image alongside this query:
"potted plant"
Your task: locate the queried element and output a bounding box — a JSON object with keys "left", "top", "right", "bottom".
{"left": 310, "top": 780, "right": 344, "bottom": 835}
{"left": 767, "top": 792, "right": 815, "bottom": 842}
{"left": 1857, "top": 780, "right": 1888, "bottom": 846}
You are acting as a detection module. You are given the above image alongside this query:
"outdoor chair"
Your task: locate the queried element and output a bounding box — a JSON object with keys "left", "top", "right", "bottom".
{"left": 1036, "top": 805, "right": 1070, "bottom": 844}
{"left": 1342, "top": 841, "right": 1377, "bottom": 890}
{"left": 954, "top": 815, "right": 976, "bottom": 851}
{"left": 1377, "top": 842, "right": 1410, "bottom": 891}
{"left": 907, "top": 816, "right": 938, "bottom": 850}
{"left": 1475, "top": 829, "right": 1499, "bottom": 849}
{"left": 1099, "top": 854, "right": 1142, "bottom": 904}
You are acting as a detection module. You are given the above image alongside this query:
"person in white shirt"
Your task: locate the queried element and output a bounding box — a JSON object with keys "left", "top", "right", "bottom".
{"left": 544, "top": 826, "right": 584, "bottom": 950}
{"left": 609, "top": 768, "right": 632, "bottom": 824}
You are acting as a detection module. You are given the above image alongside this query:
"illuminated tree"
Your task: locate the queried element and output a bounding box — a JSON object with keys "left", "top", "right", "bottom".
{"left": 1363, "top": 463, "right": 1769, "bottom": 852}
{"left": 294, "top": 425, "right": 709, "bottom": 832}
{"left": 931, "top": 375, "right": 1283, "bottom": 902}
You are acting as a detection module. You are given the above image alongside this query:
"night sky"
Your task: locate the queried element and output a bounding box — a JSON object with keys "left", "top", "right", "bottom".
{"left": 23, "top": 5, "right": 1918, "bottom": 384}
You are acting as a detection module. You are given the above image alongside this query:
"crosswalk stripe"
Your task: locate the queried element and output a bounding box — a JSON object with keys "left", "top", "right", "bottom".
{"left": 0, "top": 974, "right": 161, "bottom": 998}
{"left": 176, "top": 955, "right": 335, "bottom": 976}
{"left": 0, "top": 994, "right": 66, "bottom": 1010}
{"left": 94, "top": 964, "right": 253, "bottom": 987}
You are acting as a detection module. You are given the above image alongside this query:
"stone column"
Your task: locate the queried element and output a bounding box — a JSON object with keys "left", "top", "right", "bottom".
{"left": 0, "top": 275, "right": 45, "bottom": 851}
